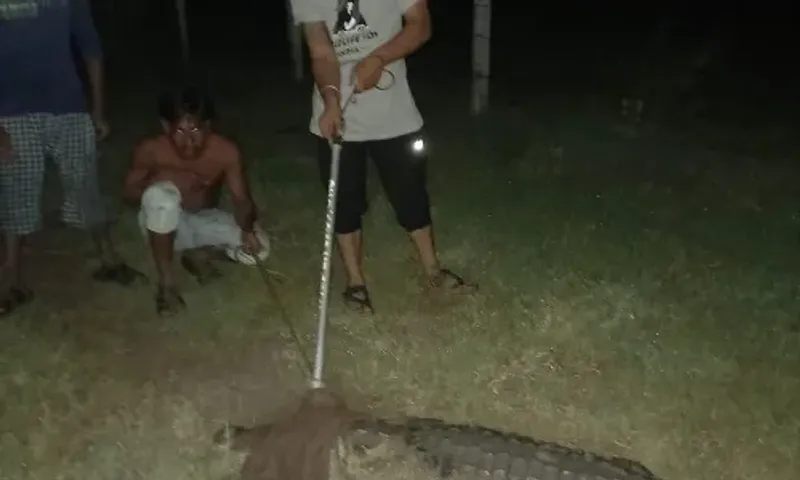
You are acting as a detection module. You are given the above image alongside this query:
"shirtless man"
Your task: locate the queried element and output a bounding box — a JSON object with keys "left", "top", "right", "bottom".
{"left": 123, "top": 87, "right": 267, "bottom": 316}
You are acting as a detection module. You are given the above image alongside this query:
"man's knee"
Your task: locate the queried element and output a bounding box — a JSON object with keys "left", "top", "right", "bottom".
{"left": 369, "top": 131, "right": 432, "bottom": 232}
{"left": 141, "top": 181, "right": 182, "bottom": 234}
{"left": 0, "top": 131, "right": 46, "bottom": 236}
{"left": 330, "top": 176, "right": 368, "bottom": 235}
{"left": 335, "top": 215, "right": 363, "bottom": 235}
{"left": 395, "top": 195, "right": 432, "bottom": 232}
{"left": 333, "top": 195, "right": 368, "bottom": 234}
{"left": 383, "top": 164, "right": 432, "bottom": 232}
{"left": 386, "top": 173, "right": 432, "bottom": 232}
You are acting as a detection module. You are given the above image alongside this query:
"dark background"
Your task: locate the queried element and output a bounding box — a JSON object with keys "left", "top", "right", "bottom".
{"left": 87, "top": 0, "right": 800, "bottom": 135}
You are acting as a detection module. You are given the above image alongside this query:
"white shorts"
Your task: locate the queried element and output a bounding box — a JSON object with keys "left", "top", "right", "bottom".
{"left": 138, "top": 181, "right": 269, "bottom": 265}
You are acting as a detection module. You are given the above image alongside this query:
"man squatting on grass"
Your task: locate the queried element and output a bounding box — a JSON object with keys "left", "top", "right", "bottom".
{"left": 291, "top": 0, "right": 477, "bottom": 314}
{"left": 0, "top": 0, "right": 145, "bottom": 316}
{"left": 122, "top": 88, "right": 269, "bottom": 316}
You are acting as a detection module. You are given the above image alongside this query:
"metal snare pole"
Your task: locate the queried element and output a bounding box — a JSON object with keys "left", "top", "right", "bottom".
{"left": 310, "top": 88, "right": 358, "bottom": 390}
{"left": 309, "top": 68, "right": 394, "bottom": 388}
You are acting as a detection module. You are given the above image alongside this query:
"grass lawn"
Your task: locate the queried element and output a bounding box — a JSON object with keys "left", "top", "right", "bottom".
{"left": 0, "top": 62, "right": 798, "bottom": 480}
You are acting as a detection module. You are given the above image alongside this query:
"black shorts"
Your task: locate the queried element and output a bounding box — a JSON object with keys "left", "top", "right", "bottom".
{"left": 315, "top": 129, "right": 432, "bottom": 235}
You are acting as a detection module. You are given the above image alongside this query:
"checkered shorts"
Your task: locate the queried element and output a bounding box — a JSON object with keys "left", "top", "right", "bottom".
{"left": 0, "top": 113, "right": 107, "bottom": 235}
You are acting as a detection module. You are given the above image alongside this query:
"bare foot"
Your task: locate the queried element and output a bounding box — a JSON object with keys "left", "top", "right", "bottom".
{"left": 155, "top": 285, "right": 187, "bottom": 316}
{"left": 181, "top": 251, "right": 223, "bottom": 285}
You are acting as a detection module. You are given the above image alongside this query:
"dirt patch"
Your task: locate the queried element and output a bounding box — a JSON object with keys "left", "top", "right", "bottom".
{"left": 215, "top": 388, "right": 370, "bottom": 480}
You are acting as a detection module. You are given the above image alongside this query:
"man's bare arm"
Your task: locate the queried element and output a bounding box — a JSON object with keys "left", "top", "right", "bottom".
{"left": 303, "top": 22, "right": 341, "bottom": 108}
{"left": 370, "top": 0, "right": 432, "bottom": 65}
{"left": 223, "top": 147, "right": 257, "bottom": 232}
{"left": 122, "top": 142, "right": 154, "bottom": 205}
{"left": 86, "top": 59, "right": 105, "bottom": 120}
{"left": 71, "top": 0, "right": 105, "bottom": 119}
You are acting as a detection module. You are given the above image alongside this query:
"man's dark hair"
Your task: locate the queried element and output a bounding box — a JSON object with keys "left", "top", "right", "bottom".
{"left": 158, "top": 86, "right": 216, "bottom": 124}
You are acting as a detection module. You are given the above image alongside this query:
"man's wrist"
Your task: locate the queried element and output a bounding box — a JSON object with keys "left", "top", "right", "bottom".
{"left": 91, "top": 106, "right": 105, "bottom": 120}
{"left": 237, "top": 209, "right": 257, "bottom": 233}
{"left": 324, "top": 96, "right": 340, "bottom": 109}
{"left": 369, "top": 53, "right": 387, "bottom": 67}
{"left": 240, "top": 217, "right": 256, "bottom": 233}
{"left": 320, "top": 85, "right": 341, "bottom": 108}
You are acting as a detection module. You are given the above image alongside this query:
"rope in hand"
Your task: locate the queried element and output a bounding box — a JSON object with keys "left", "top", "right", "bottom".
{"left": 253, "top": 253, "right": 316, "bottom": 377}
{"left": 323, "top": 65, "right": 397, "bottom": 132}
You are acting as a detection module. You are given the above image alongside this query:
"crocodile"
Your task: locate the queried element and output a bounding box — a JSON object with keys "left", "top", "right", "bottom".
{"left": 216, "top": 414, "right": 662, "bottom": 480}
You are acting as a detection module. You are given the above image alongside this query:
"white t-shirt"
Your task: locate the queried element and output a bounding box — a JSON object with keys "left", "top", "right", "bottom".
{"left": 290, "top": 0, "right": 425, "bottom": 142}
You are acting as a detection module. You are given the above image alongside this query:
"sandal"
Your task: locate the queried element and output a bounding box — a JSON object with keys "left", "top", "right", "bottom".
{"left": 428, "top": 268, "right": 478, "bottom": 294}
{"left": 0, "top": 285, "right": 34, "bottom": 316}
{"left": 343, "top": 285, "right": 375, "bottom": 314}
{"left": 92, "top": 262, "right": 149, "bottom": 286}
{"left": 181, "top": 254, "right": 222, "bottom": 286}
{"left": 155, "top": 285, "right": 187, "bottom": 317}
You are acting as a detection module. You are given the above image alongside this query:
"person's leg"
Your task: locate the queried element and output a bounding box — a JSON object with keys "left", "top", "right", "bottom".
{"left": 176, "top": 209, "right": 252, "bottom": 283}
{"left": 315, "top": 135, "right": 373, "bottom": 312}
{"left": 369, "top": 130, "right": 477, "bottom": 293}
{"left": 138, "top": 181, "right": 191, "bottom": 315}
{"left": 0, "top": 114, "right": 47, "bottom": 315}
{"left": 180, "top": 245, "right": 223, "bottom": 285}
{"left": 183, "top": 208, "right": 271, "bottom": 269}
{"left": 48, "top": 113, "right": 145, "bottom": 286}
{"left": 149, "top": 229, "right": 177, "bottom": 288}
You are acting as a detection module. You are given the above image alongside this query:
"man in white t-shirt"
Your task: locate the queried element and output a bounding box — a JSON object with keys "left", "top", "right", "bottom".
{"left": 290, "top": 0, "right": 477, "bottom": 314}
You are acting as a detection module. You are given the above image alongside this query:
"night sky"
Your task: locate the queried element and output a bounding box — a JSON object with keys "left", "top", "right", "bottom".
{"left": 91, "top": 0, "right": 799, "bottom": 128}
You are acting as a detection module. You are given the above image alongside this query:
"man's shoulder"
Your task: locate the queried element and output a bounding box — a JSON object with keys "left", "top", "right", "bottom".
{"left": 133, "top": 134, "right": 160, "bottom": 151}
{"left": 208, "top": 133, "right": 242, "bottom": 162}
{"left": 132, "top": 134, "right": 167, "bottom": 160}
